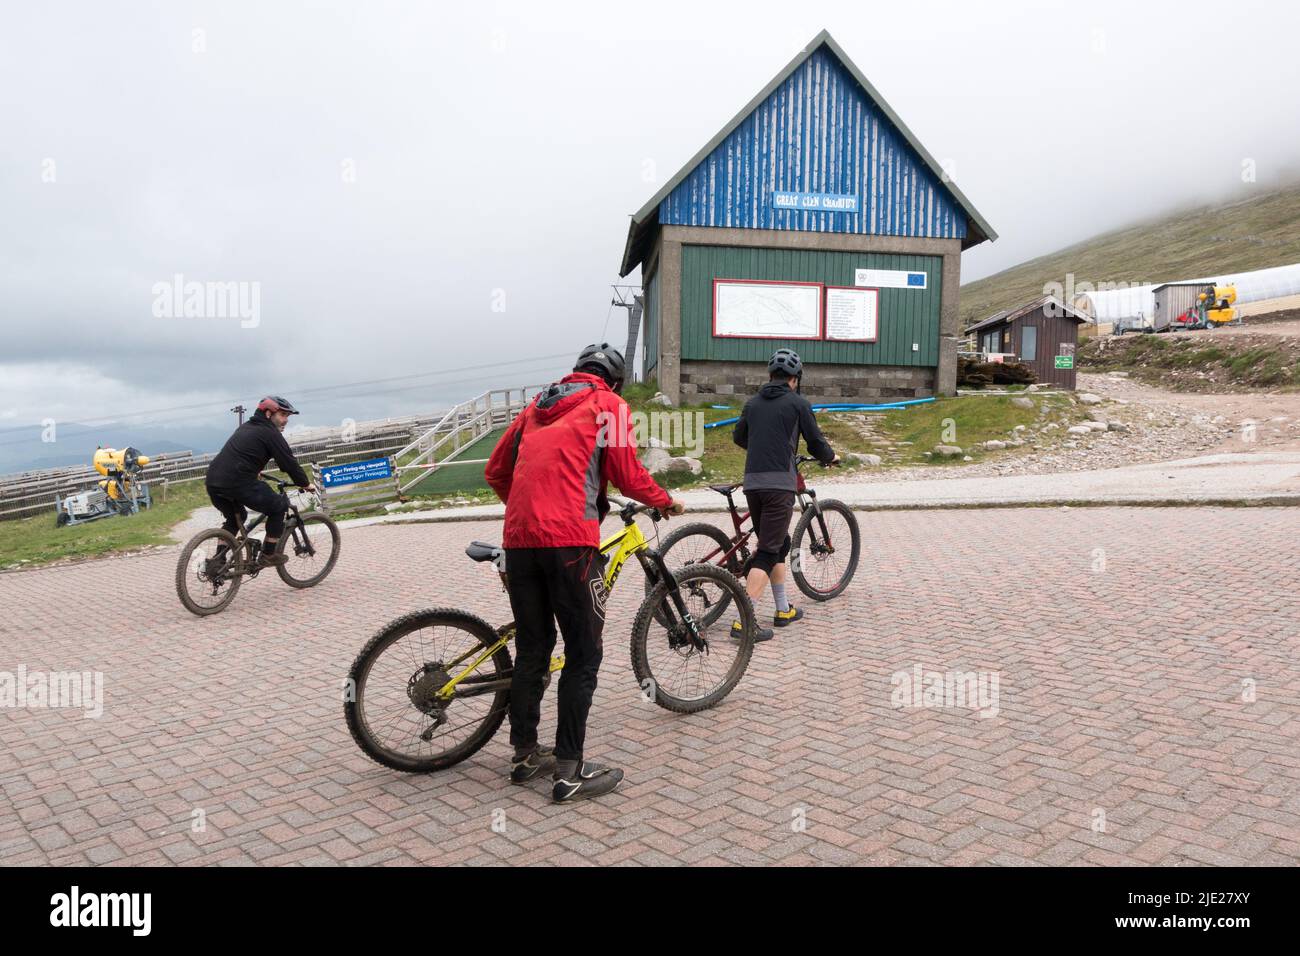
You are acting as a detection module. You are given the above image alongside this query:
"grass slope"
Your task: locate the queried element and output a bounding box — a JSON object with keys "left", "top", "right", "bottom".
{"left": 961, "top": 184, "right": 1300, "bottom": 327}
{"left": 0, "top": 481, "right": 211, "bottom": 568}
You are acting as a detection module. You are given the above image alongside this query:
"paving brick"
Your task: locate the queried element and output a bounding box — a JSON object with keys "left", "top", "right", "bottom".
{"left": 1, "top": 508, "right": 1296, "bottom": 866}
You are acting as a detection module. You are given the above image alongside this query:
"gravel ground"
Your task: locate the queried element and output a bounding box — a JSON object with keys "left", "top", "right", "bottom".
{"left": 815, "top": 372, "right": 1300, "bottom": 487}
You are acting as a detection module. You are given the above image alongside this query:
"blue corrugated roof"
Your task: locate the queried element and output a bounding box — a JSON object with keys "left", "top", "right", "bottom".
{"left": 620, "top": 30, "right": 996, "bottom": 276}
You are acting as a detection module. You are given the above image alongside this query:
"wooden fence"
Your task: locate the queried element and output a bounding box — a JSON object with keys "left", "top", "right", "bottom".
{"left": 0, "top": 396, "right": 543, "bottom": 522}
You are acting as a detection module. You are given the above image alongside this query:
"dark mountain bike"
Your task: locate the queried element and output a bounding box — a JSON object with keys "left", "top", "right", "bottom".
{"left": 344, "top": 499, "right": 757, "bottom": 774}
{"left": 175, "top": 477, "right": 341, "bottom": 616}
{"left": 649, "top": 456, "right": 860, "bottom": 621}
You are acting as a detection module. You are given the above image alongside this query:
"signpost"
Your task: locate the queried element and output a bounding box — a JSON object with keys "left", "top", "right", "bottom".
{"left": 317, "top": 456, "right": 402, "bottom": 515}
{"left": 320, "top": 457, "right": 394, "bottom": 488}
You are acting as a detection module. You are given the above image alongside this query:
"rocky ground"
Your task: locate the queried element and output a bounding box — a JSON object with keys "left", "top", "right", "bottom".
{"left": 816, "top": 372, "right": 1300, "bottom": 486}
{"left": 1080, "top": 312, "right": 1300, "bottom": 392}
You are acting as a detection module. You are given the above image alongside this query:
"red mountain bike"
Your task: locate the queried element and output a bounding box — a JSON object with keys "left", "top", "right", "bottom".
{"left": 650, "top": 455, "right": 860, "bottom": 609}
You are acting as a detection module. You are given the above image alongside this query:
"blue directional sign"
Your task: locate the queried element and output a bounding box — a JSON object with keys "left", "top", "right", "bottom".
{"left": 320, "top": 457, "right": 393, "bottom": 487}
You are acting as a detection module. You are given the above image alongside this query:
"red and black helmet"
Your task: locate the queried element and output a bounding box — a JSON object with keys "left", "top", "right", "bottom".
{"left": 256, "top": 395, "right": 300, "bottom": 415}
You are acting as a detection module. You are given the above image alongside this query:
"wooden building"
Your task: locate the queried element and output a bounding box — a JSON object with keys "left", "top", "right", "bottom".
{"left": 965, "top": 296, "right": 1089, "bottom": 389}
{"left": 618, "top": 30, "right": 996, "bottom": 404}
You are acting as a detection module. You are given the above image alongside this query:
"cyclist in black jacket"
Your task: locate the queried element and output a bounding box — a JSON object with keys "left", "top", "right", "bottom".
{"left": 732, "top": 350, "right": 838, "bottom": 640}
{"left": 205, "top": 396, "right": 315, "bottom": 567}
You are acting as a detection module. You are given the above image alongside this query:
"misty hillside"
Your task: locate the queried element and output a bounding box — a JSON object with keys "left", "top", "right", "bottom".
{"left": 0, "top": 427, "right": 231, "bottom": 475}
{"left": 961, "top": 184, "right": 1300, "bottom": 328}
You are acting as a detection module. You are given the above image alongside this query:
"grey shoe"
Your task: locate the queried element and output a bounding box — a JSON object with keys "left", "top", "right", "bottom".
{"left": 510, "top": 746, "right": 556, "bottom": 784}
{"left": 552, "top": 761, "right": 624, "bottom": 803}
{"left": 731, "top": 620, "right": 773, "bottom": 643}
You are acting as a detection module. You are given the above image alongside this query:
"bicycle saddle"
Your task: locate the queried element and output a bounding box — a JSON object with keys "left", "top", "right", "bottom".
{"left": 465, "top": 540, "right": 504, "bottom": 565}
{"left": 708, "top": 483, "right": 741, "bottom": 495}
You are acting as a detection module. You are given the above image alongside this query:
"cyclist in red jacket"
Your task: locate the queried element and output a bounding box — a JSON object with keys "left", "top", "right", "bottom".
{"left": 485, "top": 344, "right": 683, "bottom": 803}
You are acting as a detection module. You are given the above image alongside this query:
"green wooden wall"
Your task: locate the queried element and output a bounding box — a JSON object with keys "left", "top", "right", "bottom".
{"left": 644, "top": 267, "right": 660, "bottom": 377}
{"left": 679, "top": 245, "right": 943, "bottom": 367}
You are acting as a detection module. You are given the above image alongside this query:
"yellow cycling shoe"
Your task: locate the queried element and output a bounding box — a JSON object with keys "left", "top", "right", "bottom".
{"left": 773, "top": 605, "right": 804, "bottom": 627}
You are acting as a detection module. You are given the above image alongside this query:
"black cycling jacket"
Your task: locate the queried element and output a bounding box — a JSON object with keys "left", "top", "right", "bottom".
{"left": 205, "top": 413, "right": 310, "bottom": 489}
{"left": 733, "top": 382, "right": 835, "bottom": 491}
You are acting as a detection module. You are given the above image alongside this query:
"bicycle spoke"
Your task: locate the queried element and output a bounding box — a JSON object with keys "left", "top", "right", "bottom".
{"left": 356, "top": 620, "right": 505, "bottom": 766}
{"left": 641, "top": 571, "right": 748, "bottom": 705}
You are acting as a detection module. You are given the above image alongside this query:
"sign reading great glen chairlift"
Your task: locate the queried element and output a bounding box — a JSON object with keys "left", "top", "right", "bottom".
{"left": 771, "top": 191, "right": 860, "bottom": 213}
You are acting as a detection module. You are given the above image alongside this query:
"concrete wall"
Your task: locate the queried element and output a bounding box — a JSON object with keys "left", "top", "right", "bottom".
{"left": 647, "top": 225, "right": 963, "bottom": 404}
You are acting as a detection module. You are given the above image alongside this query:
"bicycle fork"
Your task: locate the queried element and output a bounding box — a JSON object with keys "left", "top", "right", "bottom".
{"left": 640, "top": 550, "right": 709, "bottom": 653}
{"left": 800, "top": 490, "right": 836, "bottom": 557}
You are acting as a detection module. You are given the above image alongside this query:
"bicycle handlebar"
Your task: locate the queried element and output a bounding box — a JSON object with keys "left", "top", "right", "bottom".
{"left": 797, "top": 454, "right": 839, "bottom": 468}
{"left": 259, "top": 473, "right": 317, "bottom": 494}
{"left": 607, "top": 496, "right": 673, "bottom": 522}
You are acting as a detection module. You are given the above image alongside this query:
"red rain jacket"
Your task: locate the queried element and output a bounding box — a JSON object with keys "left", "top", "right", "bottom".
{"left": 485, "top": 372, "right": 673, "bottom": 549}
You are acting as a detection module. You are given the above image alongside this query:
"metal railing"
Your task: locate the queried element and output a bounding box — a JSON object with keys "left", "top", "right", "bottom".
{"left": 394, "top": 386, "right": 542, "bottom": 494}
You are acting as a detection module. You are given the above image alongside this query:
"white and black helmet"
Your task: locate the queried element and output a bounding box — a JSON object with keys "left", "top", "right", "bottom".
{"left": 768, "top": 348, "right": 803, "bottom": 378}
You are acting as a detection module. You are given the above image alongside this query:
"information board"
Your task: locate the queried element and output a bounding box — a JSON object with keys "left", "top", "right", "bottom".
{"left": 824, "top": 287, "right": 879, "bottom": 342}
{"left": 712, "top": 280, "right": 822, "bottom": 339}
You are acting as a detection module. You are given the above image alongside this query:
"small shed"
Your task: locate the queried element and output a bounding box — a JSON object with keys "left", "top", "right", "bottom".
{"left": 1151, "top": 282, "right": 1209, "bottom": 332}
{"left": 965, "top": 296, "right": 1089, "bottom": 389}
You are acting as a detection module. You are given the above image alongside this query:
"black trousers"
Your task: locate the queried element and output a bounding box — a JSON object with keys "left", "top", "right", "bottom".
{"left": 207, "top": 482, "right": 289, "bottom": 539}
{"left": 505, "top": 546, "right": 608, "bottom": 763}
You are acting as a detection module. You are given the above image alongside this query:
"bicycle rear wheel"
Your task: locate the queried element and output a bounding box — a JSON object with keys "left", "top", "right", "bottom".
{"left": 791, "top": 499, "right": 860, "bottom": 601}
{"left": 631, "top": 564, "right": 756, "bottom": 713}
{"left": 175, "top": 529, "right": 243, "bottom": 616}
{"left": 345, "top": 609, "right": 511, "bottom": 773}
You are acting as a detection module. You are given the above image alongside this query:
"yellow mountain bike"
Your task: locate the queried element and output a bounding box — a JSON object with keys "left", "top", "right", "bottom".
{"left": 344, "top": 499, "right": 757, "bottom": 774}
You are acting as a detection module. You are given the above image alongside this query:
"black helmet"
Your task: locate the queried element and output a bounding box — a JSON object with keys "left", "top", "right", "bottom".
{"left": 574, "top": 343, "right": 626, "bottom": 393}
{"left": 256, "top": 395, "right": 300, "bottom": 415}
{"left": 768, "top": 348, "right": 803, "bottom": 379}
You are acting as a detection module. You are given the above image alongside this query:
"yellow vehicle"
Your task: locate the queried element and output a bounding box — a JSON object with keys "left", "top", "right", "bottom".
{"left": 55, "top": 446, "right": 153, "bottom": 526}
{"left": 1199, "top": 284, "right": 1238, "bottom": 326}
{"left": 344, "top": 498, "right": 757, "bottom": 773}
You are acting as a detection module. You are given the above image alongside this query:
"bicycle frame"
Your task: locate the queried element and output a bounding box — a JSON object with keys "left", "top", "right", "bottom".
{"left": 225, "top": 488, "right": 316, "bottom": 572}
{"left": 694, "top": 466, "right": 836, "bottom": 573}
{"left": 432, "top": 511, "right": 703, "bottom": 703}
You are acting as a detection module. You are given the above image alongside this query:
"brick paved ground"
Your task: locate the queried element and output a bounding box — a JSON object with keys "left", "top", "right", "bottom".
{"left": 1, "top": 507, "right": 1297, "bottom": 866}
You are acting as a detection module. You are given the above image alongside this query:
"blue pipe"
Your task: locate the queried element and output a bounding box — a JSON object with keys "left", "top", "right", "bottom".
{"left": 704, "top": 396, "right": 935, "bottom": 429}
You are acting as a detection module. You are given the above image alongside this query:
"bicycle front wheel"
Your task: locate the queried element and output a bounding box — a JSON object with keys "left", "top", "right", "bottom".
{"left": 646, "top": 521, "right": 742, "bottom": 628}
{"left": 277, "top": 514, "right": 341, "bottom": 588}
{"left": 791, "top": 499, "right": 860, "bottom": 601}
{"left": 345, "top": 609, "right": 511, "bottom": 773}
{"left": 631, "top": 564, "right": 756, "bottom": 713}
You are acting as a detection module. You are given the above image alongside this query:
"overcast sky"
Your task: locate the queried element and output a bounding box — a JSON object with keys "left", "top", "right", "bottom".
{"left": 2, "top": 0, "right": 1298, "bottom": 457}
